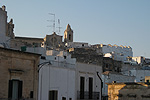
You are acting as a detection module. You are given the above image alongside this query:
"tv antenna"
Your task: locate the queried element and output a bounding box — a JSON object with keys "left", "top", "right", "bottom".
{"left": 56, "top": 19, "right": 62, "bottom": 34}
{"left": 47, "top": 13, "right": 55, "bottom": 32}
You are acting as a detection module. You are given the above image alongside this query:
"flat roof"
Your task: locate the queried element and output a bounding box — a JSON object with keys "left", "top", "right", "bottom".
{"left": 0, "top": 47, "right": 41, "bottom": 56}
{"left": 15, "top": 36, "right": 44, "bottom": 41}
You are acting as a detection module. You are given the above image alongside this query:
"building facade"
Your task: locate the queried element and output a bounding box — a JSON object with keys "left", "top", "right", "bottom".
{"left": 0, "top": 5, "right": 7, "bottom": 44}
{"left": 107, "top": 82, "right": 150, "bottom": 100}
{"left": 10, "top": 36, "right": 44, "bottom": 50}
{"left": 43, "top": 32, "right": 63, "bottom": 49}
{"left": 0, "top": 47, "right": 40, "bottom": 100}
{"left": 92, "top": 44, "right": 133, "bottom": 61}
{"left": 122, "top": 69, "right": 150, "bottom": 82}
{"left": 38, "top": 50, "right": 76, "bottom": 100}
{"left": 102, "top": 71, "right": 135, "bottom": 99}
{"left": 0, "top": 5, "right": 15, "bottom": 47}
{"left": 76, "top": 62, "right": 102, "bottom": 100}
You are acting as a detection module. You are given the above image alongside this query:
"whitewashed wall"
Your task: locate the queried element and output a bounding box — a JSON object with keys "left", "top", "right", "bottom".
{"left": 66, "top": 42, "right": 89, "bottom": 48}
{"left": 101, "top": 44, "right": 133, "bottom": 61}
{"left": 102, "top": 72, "right": 135, "bottom": 96}
{"left": 38, "top": 65, "right": 76, "bottom": 100}
{"left": 38, "top": 55, "right": 76, "bottom": 100}
{"left": 123, "top": 69, "right": 150, "bottom": 82}
{"left": 76, "top": 62, "right": 102, "bottom": 100}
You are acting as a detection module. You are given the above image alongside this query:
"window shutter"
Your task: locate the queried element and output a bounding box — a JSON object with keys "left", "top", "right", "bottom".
{"left": 18, "top": 81, "right": 23, "bottom": 98}
{"left": 8, "top": 80, "right": 13, "bottom": 98}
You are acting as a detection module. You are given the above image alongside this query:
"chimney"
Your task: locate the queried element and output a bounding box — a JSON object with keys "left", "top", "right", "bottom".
{"left": 2, "top": 5, "right": 6, "bottom": 11}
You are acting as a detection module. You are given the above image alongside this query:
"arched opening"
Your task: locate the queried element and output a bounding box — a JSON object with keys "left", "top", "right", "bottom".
{"left": 69, "top": 34, "right": 71, "bottom": 40}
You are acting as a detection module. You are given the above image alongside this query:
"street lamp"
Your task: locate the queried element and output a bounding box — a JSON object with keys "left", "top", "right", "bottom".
{"left": 38, "top": 61, "right": 51, "bottom": 72}
{"left": 38, "top": 61, "right": 51, "bottom": 100}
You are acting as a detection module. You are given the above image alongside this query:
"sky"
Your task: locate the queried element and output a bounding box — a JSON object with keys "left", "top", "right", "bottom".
{"left": 1, "top": 0, "right": 150, "bottom": 57}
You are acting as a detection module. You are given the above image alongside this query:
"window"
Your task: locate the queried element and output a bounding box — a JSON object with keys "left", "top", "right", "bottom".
{"left": 64, "top": 56, "right": 66, "bottom": 59}
{"left": 106, "top": 64, "right": 109, "bottom": 68}
{"left": 69, "top": 98, "right": 72, "bottom": 100}
{"left": 8, "top": 80, "right": 23, "bottom": 99}
{"left": 30, "top": 91, "right": 33, "bottom": 98}
{"left": 69, "top": 34, "right": 71, "bottom": 40}
{"left": 62, "top": 97, "right": 66, "bottom": 100}
{"left": 89, "top": 77, "right": 93, "bottom": 99}
{"left": 49, "top": 90, "right": 58, "bottom": 100}
{"left": 80, "top": 77, "right": 85, "bottom": 99}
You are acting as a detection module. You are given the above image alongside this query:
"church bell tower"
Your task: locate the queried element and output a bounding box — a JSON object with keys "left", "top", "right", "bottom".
{"left": 64, "top": 24, "right": 73, "bottom": 43}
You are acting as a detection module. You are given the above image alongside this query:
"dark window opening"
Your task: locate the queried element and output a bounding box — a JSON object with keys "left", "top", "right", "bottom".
{"left": 41, "top": 56, "right": 46, "bottom": 60}
{"left": 69, "top": 34, "right": 71, "bottom": 40}
{"left": 62, "top": 97, "right": 66, "bottom": 100}
{"left": 49, "top": 90, "right": 58, "bottom": 100}
{"left": 64, "top": 56, "right": 66, "bottom": 59}
{"left": 89, "top": 77, "right": 93, "bottom": 99}
{"left": 106, "top": 64, "right": 109, "bottom": 68}
{"left": 30, "top": 91, "right": 33, "bottom": 98}
{"left": 69, "top": 98, "right": 72, "bottom": 100}
{"left": 80, "top": 77, "right": 85, "bottom": 99}
{"left": 8, "top": 80, "right": 23, "bottom": 99}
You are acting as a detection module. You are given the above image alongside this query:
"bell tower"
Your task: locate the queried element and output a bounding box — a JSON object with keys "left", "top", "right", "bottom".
{"left": 64, "top": 24, "right": 73, "bottom": 43}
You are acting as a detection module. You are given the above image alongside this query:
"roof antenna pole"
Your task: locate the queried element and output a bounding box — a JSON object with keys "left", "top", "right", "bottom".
{"left": 57, "top": 19, "right": 62, "bottom": 34}
{"left": 48, "top": 13, "right": 55, "bottom": 32}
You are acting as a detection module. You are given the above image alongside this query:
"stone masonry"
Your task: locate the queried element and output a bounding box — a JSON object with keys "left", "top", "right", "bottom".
{"left": 0, "top": 47, "right": 40, "bottom": 99}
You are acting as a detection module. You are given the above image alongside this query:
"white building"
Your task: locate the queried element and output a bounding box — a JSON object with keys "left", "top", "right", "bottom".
{"left": 26, "top": 47, "right": 46, "bottom": 56}
{"left": 100, "top": 44, "right": 133, "bottom": 61}
{"left": 104, "top": 52, "right": 124, "bottom": 61}
{"left": 76, "top": 62, "right": 102, "bottom": 100}
{"left": 122, "top": 69, "right": 150, "bottom": 82}
{"left": 38, "top": 50, "right": 76, "bottom": 100}
{"left": 132, "top": 56, "right": 150, "bottom": 65}
{"left": 102, "top": 71, "right": 135, "bottom": 99}
{"left": 65, "top": 42, "right": 89, "bottom": 48}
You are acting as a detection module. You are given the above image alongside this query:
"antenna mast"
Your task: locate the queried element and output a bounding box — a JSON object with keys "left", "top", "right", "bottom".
{"left": 57, "top": 19, "right": 62, "bottom": 34}
{"left": 48, "top": 13, "right": 55, "bottom": 32}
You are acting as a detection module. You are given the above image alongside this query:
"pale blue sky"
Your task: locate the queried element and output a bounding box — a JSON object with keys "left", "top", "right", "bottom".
{"left": 1, "top": 0, "right": 150, "bottom": 57}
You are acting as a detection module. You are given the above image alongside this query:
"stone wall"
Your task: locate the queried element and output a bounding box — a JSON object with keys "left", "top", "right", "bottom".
{"left": 44, "top": 32, "right": 63, "bottom": 49}
{"left": 69, "top": 48, "right": 122, "bottom": 72}
{"left": 10, "top": 37, "right": 44, "bottom": 50}
{"left": 0, "top": 5, "right": 7, "bottom": 44}
{"left": 107, "top": 82, "right": 150, "bottom": 100}
{"left": 69, "top": 48, "right": 103, "bottom": 66}
{"left": 0, "top": 47, "right": 40, "bottom": 99}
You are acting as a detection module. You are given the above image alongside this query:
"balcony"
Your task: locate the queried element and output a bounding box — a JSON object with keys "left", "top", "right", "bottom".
{"left": 77, "top": 91, "right": 100, "bottom": 100}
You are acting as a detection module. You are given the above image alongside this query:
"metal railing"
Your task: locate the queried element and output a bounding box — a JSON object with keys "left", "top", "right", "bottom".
{"left": 77, "top": 91, "right": 100, "bottom": 100}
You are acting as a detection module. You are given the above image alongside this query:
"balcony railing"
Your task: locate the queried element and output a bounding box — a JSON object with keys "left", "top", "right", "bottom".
{"left": 77, "top": 91, "right": 100, "bottom": 100}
